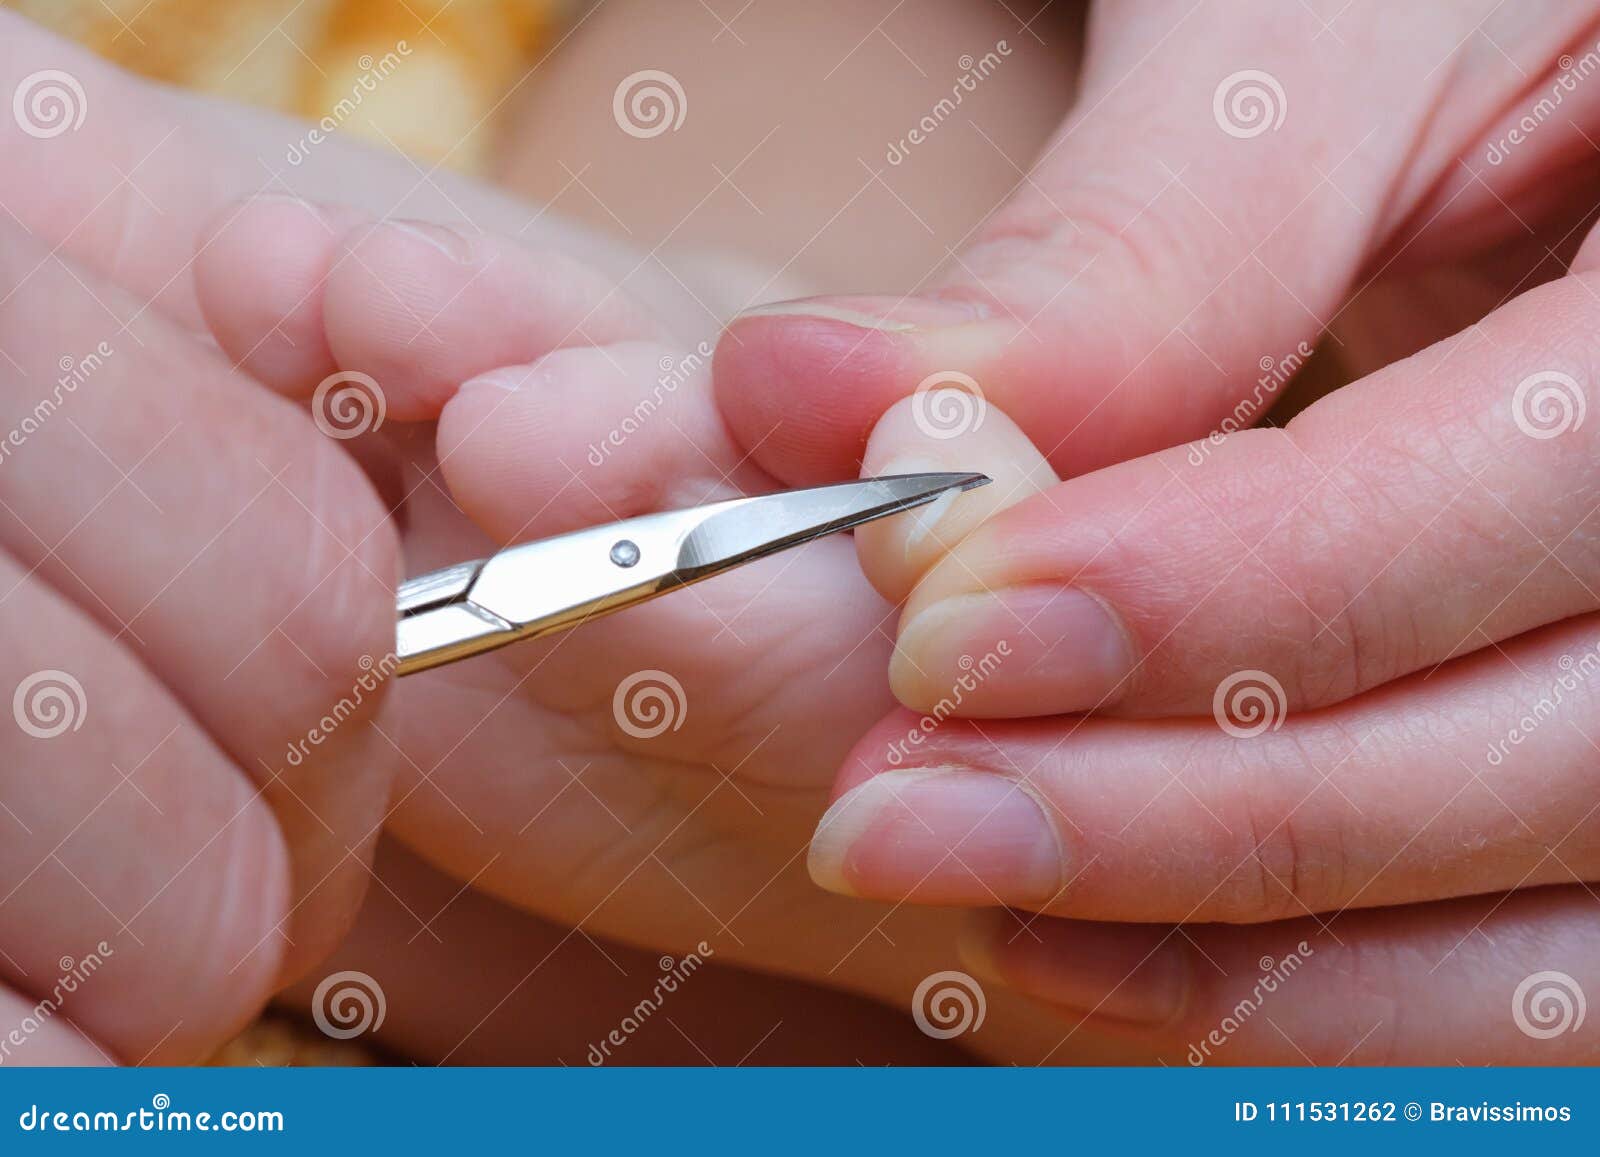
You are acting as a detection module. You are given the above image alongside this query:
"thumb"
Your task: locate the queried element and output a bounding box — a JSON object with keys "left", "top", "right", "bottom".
{"left": 714, "top": 0, "right": 1491, "bottom": 483}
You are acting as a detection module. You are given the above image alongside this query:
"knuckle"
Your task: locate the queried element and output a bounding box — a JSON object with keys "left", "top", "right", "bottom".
{"left": 1205, "top": 730, "right": 1352, "bottom": 922}
{"left": 1268, "top": 436, "right": 1429, "bottom": 706}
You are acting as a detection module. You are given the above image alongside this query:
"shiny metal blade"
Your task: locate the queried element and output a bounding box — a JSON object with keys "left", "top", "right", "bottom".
{"left": 396, "top": 473, "right": 989, "bottom": 676}
{"left": 678, "top": 473, "right": 989, "bottom": 573}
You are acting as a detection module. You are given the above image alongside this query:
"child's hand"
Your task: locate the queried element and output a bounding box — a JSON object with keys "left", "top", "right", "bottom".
{"left": 815, "top": 352, "right": 1600, "bottom": 1062}
{"left": 0, "top": 13, "right": 1093, "bottom": 1063}
{"left": 0, "top": 194, "right": 399, "bottom": 1063}
{"left": 187, "top": 194, "right": 1073, "bottom": 1045}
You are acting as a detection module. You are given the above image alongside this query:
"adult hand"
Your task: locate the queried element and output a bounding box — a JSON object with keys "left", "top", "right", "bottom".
{"left": 714, "top": 0, "right": 1600, "bottom": 484}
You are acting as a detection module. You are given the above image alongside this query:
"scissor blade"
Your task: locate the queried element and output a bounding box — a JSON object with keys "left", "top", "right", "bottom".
{"left": 678, "top": 472, "right": 988, "bottom": 574}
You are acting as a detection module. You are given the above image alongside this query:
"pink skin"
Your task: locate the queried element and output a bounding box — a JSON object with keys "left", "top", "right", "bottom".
{"left": 0, "top": 24, "right": 411, "bottom": 1059}
{"left": 190, "top": 196, "right": 1119, "bottom": 1066}
{"left": 6, "top": 5, "right": 1599, "bottom": 1066}
{"left": 812, "top": 393, "right": 1600, "bottom": 1062}
{"left": 0, "top": 15, "right": 990, "bottom": 1066}
{"left": 698, "top": 0, "right": 1600, "bottom": 1060}
{"left": 714, "top": 1, "right": 1600, "bottom": 485}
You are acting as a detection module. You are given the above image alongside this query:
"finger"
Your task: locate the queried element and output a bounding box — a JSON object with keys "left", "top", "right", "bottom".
{"left": 436, "top": 341, "right": 761, "bottom": 543}
{"left": 853, "top": 395, "right": 1058, "bottom": 606}
{"left": 808, "top": 614, "right": 1600, "bottom": 921}
{"left": 0, "top": 985, "right": 114, "bottom": 1066}
{"left": 890, "top": 267, "right": 1600, "bottom": 720}
{"left": 712, "top": 0, "right": 1515, "bottom": 484}
{"left": 0, "top": 12, "right": 642, "bottom": 327}
{"left": 0, "top": 555, "right": 288, "bottom": 1062}
{"left": 0, "top": 221, "right": 398, "bottom": 982}
{"left": 960, "top": 886, "right": 1600, "bottom": 1064}
{"left": 196, "top": 198, "right": 662, "bottom": 418}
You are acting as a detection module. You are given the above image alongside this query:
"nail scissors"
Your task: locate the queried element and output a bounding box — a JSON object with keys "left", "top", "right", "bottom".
{"left": 395, "top": 473, "right": 989, "bottom": 675}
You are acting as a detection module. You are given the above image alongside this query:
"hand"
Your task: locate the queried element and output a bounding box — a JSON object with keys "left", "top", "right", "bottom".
{"left": 713, "top": 0, "right": 1600, "bottom": 486}
{"left": 7, "top": 14, "right": 1119, "bottom": 1064}
{"left": 807, "top": 333, "right": 1600, "bottom": 1061}
{"left": 0, "top": 31, "right": 407, "bottom": 1062}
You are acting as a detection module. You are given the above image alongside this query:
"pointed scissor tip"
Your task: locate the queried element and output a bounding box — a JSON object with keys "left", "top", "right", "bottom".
{"left": 678, "top": 471, "right": 993, "bottom": 573}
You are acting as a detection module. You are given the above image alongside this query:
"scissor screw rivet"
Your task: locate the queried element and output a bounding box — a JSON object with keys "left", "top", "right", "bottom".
{"left": 609, "top": 539, "right": 641, "bottom": 568}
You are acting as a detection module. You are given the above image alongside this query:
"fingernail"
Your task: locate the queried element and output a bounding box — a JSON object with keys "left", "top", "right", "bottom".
{"left": 807, "top": 768, "right": 1065, "bottom": 904}
{"left": 958, "top": 910, "right": 1190, "bottom": 1026}
{"left": 875, "top": 454, "right": 966, "bottom": 554}
{"left": 734, "top": 295, "right": 986, "bottom": 332}
{"left": 891, "top": 585, "right": 1134, "bottom": 717}
{"left": 377, "top": 218, "right": 477, "bottom": 264}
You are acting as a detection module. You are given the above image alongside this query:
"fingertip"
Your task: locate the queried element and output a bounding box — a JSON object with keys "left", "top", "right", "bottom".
{"left": 323, "top": 218, "right": 487, "bottom": 421}
{"left": 856, "top": 396, "right": 1058, "bottom": 604}
{"left": 437, "top": 342, "right": 733, "bottom": 544}
{"left": 195, "top": 195, "right": 360, "bottom": 393}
